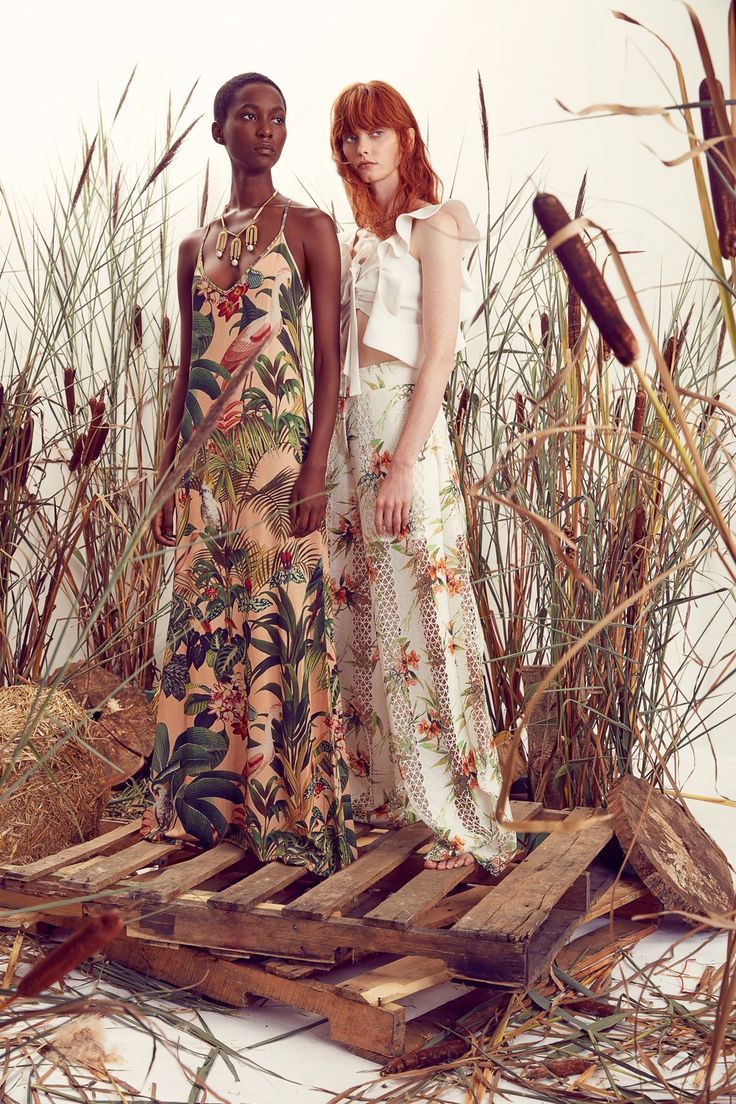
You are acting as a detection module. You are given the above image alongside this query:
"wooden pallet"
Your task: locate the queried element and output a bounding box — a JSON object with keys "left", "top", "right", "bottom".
{"left": 0, "top": 802, "right": 661, "bottom": 1057}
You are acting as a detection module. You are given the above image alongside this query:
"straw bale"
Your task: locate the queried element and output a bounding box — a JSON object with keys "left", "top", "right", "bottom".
{"left": 0, "top": 684, "right": 110, "bottom": 863}
{"left": 56, "top": 662, "right": 155, "bottom": 783}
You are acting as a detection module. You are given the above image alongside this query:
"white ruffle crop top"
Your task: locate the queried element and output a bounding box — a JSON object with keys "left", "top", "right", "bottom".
{"left": 339, "top": 199, "right": 482, "bottom": 396}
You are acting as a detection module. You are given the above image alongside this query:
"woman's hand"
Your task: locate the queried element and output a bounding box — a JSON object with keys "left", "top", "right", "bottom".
{"left": 291, "top": 464, "right": 328, "bottom": 537}
{"left": 375, "top": 458, "right": 413, "bottom": 539}
{"left": 151, "top": 496, "right": 176, "bottom": 547}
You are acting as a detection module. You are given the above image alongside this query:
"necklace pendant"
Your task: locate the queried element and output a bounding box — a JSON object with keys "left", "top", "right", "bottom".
{"left": 215, "top": 248, "right": 224, "bottom": 259}
{"left": 231, "top": 257, "right": 239, "bottom": 266}
{"left": 246, "top": 243, "right": 255, "bottom": 252}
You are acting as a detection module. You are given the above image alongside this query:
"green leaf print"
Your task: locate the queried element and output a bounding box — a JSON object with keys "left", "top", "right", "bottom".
{"left": 191, "top": 358, "right": 231, "bottom": 381}
{"left": 191, "top": 311, "right": 214, "bottom": 361}
{"left": 185, "top": 774, "right": 244, "bottom": 804}
{"left": 176, "top": 793, "right": 229, "bottom": 846}
{"left": 188, "top": 366, "right": 222, "bottom": 400}
{"left": 213, "top": 638, "right": 246, "bottom": 680}
{"left": 182, "top": 391, "right": 204, "bottom": 440}
{"left": 182, "top": 692, "right": 212, "bottom": 716}
{"left": 151, "top": 722, "right": 170, "bottom": 776}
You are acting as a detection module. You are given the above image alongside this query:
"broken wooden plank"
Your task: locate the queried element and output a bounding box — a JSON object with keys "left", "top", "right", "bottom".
{"left": 337, "top": 955, "right": 451, "bottom": 1005}
{"left": 129, "top": 843, "right": 246, "bottom": 906}
{"left": 453, "top": 809, "right": 612, "bottom": 941}
{"left": 0, "top": 820, "right": 142, "bottom": 886}
{"left": 555, "top": 915, "right": 658, "bottom": 975}
{"left": 58, "top": 839, "right": 179, "bottom": 892}
{"left": 580, "top": 870, "right": 650, "bottom": 922}
{"left": 107, "top": 937, "right": 408, "bottom": 1058}
{"left": 283, "top": 823, "right": 433, "bottom": 921}
{"left": 207, "top": 861, "right": 307, "bottom": 913}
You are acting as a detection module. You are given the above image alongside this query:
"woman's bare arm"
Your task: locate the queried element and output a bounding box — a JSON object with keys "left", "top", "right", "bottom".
{"left": 374, "top": 209, "right": 462, "bottom": 537}
{"left": 290, "top": 210, "right": 342, "bottom": 537}
{"left": 151, "top": 236, "right": 197, "bottom": 547}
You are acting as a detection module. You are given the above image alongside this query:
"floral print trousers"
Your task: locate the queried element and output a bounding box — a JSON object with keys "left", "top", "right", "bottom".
{"left": 327, "top": 361, "right": 517, "bottom": 870}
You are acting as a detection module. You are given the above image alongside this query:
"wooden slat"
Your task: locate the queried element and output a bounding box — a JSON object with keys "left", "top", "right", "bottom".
{"left": 363, "top": 865, "right": 472, "bottom": 929}
{"left": 208, "top": 861, "right": 306, "bottom": 913}
{"left": 59, "top": 839, "right": 179, "bottom": 891}
{"left": 283, "top": 822, "right": 433, "bottom": 920}
{"left": 0, "top": 820, "right": 142, "bottom": 885}
{"left": 580, "top": 871, "right": 650, "bottom": 922}
{"left": 453, "top": 810, "right": 613, "bottom": 941}
{"left": 337, "top": 955, "right": 451, "bottom": 1005}
{"left": 130, "top": 843, "right": 246, "bottom": 906}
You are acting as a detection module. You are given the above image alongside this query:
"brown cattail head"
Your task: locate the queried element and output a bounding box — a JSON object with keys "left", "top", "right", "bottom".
{"left": 81, "top": 395, "right": 108, "bottom": 466}
{"left": 15, "top": 911, "right": 124, "bottom": 1000}
{"left": 455, "top": 386, "right": 469, "bottom": 435}
{"left": 161, "top": 315, "right": 171, "bottom": 360}
{"left": 533, "top": 193, "right": 640, "bottom": 366}
{"left": 699, "top": 78, "right": 736, "bottom": 258}
{"left": 133, "top": 305, "right": 143, "bottom": 348}
{"left": 62, "top": 367, "right": 76, "bottom": 416}
{"left": 567, "top": 174, "right": 587, "bottom": 353}
{"left": 82, "top": 423, "right": 109, "bottom": 465}
{"left": 15, "top": 416, "right": 34, "bottom": 485}
{"left": 68, "top": 436, "right": 84, "bottom": 473}
{"left": 631, "top": 386, "right": 647, "bottom": 438}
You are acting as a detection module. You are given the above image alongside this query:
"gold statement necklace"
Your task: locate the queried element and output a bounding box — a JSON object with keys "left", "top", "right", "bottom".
{"left": 216, "top": 189, "right": 278, "bottom": 266}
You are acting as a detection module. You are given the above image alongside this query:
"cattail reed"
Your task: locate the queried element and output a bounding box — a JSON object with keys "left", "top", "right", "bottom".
{"left": 455, "top": 386, "right": 469, "bottom": 435}
{"left": 533, "top": 193, "right": 640, "bottom": 366}
{"left": 699, "top": 78, "right": 736, "bottom": 258}
{"left": 631, "top": 386, "right": 647, "bottom": 438}
{"left": 68, "top": 436, "right": 84, "bottom": 473}
{"left": 62, "top": 367, "right": 76, "bottom": 416}
{"left": 161, "top": 315, "right": 171, "bottom": 360}
{"left": 567, "top": 174, "right": 587, "bottom": 352}
{"left": 133, "top": 305, "right": 143, "bottom": 348}
{"left": 12, "top": 911, "right": 123, "bottom": 1003}
{"left": 81, "top": 422, "right": 109, "bottom": 465}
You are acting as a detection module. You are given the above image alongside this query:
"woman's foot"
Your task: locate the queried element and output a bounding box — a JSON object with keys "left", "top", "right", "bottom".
{"left": 423, "top": 840, "right": 478, "bottom": 871}
{"left": 140, "top": 807, "right": 157, "bottom": 838}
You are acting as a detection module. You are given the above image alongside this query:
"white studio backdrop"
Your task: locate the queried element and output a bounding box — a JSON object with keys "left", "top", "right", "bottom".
{"left": 2, "top": 0, "right": 734, "bottom": 797}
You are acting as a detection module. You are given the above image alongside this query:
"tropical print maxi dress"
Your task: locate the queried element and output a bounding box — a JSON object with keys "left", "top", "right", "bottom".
{"left": 149, "top": 203, "right": 357, "bottom": 876}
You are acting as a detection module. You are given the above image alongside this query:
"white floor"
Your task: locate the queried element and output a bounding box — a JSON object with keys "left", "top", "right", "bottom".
{"left": 4, "top": 795, "right": 734, "bottom": 1104}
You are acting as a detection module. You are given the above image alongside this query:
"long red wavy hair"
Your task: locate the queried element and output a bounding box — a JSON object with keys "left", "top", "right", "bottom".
{"left": 330, "top": 81, "right": 441, "bottom": 238}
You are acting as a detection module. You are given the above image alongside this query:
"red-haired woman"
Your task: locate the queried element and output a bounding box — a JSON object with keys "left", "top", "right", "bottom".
{"left": 327, "top": 80, "right": 517, "bottom": 872}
